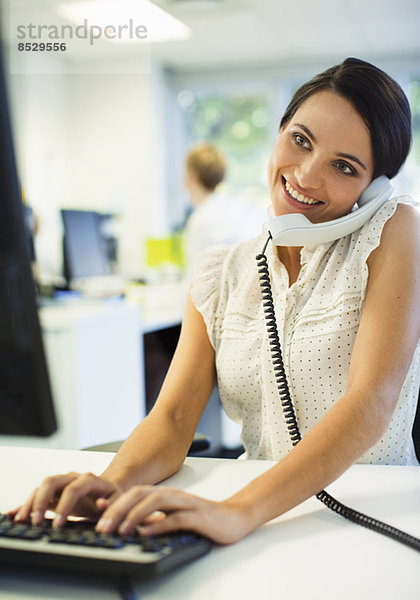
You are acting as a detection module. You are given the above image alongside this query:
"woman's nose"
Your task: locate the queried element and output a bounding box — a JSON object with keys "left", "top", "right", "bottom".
{"left": 295, "top": 156, "right": 323, "bottom": 191}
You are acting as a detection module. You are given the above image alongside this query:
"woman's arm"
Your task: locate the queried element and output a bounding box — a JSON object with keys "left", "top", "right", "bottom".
{"left": 13, "top": 292, "right": 216, "bottom": 525}
{"left": 93, "top": 204, "right": 420, "bottom": 544}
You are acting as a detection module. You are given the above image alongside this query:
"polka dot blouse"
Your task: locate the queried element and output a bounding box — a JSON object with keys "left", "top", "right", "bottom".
{"left": 191, "top": 198, "right": 420, "bottom": 465}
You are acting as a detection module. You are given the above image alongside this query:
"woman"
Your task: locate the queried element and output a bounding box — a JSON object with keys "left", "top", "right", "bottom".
{"left": 12, "top": 58, "right": 420, "bottom": 545}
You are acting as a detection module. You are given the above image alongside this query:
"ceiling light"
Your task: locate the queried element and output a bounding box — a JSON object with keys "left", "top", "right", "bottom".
{"left": 57, "top": 0, "right": 191, "bottom": 43}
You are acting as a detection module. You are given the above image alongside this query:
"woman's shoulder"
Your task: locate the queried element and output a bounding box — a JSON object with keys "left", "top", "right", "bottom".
{"left": 384, "top": 199, "right": 420, "bottom": 232}
{"left": 372, "top": 197, "right": 419, "bottom": 249}
{"left": 225, "top": 234, "right": 266, "bottom": 262}
{"left": 190, "top": 236, "right": 264, "bottom": 337}
{"left": 194, "top": 235, "right": 264, "bottom": 275}
{"left": 366, "top": 197, "right": 420, "bottom": 268}
{"left": 191, "top": 235, "right": 262, "bottom": 295}
{"left": 352, "top": 196, "right": 417, "bottom": 252}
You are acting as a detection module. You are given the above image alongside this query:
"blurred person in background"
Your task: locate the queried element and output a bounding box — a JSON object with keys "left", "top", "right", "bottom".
{"left": 184, "top": 142, "right": 260, "bottom": 274}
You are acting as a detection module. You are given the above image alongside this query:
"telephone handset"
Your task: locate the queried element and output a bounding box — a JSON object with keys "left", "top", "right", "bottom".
{"left": 263, "top": 175, "right": 393, "bottom": 247}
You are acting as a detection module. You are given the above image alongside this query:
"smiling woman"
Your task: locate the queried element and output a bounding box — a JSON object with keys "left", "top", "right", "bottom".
{"left": 269, "top": 90, "right": 374, "bottom": 223}
{"left": 12, "top": 58, "right": 420, "bottom": 548}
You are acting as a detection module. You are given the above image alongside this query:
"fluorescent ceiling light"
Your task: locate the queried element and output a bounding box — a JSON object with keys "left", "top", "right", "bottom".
{"left": 57, "top": 0, "right": 191, "bottom": 43}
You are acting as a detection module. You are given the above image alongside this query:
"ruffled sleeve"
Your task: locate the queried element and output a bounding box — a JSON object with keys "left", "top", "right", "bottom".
{"left": 357, "top": 197, "right": 408, "bottom": 307}
{"left": 190, "top": 244, "right": 230, "bottom": 349}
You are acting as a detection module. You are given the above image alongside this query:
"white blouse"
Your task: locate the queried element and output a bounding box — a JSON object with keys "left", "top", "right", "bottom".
{"left": 191, "top": 198, "right": 420, "bottom": 465}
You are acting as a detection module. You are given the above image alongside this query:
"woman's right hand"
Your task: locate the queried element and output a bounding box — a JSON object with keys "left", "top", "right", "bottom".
{"left": 9, "top": 472, "right": 122, "bottom": 527}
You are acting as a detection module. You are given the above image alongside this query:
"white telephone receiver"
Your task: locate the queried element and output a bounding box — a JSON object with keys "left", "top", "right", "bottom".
{"left": 263, "top": 175, "right": 393, "bottom": 246}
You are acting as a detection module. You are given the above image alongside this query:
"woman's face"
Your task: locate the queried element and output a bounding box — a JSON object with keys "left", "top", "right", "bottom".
{"left": 268, "top": 90, "right": 374, "bottom": 223}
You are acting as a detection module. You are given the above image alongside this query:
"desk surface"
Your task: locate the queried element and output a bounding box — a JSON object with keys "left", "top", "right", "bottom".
{"left": 0, "top": 446, "right": 419, "bottom": 600}
{"left": 39, "top": 295, "right": 183, "bottom": 334}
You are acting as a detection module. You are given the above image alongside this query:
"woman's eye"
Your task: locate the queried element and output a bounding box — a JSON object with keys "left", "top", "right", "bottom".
{"left": 293, "top": 133, "right": 310, "bottom": 149}
{"left": 335, "top": 161, "right": 356, "bottom": 176}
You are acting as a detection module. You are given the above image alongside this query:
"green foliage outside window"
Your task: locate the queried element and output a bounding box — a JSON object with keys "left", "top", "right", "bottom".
{"left": 179, "top": 91, "right": 272, "bottom": 193}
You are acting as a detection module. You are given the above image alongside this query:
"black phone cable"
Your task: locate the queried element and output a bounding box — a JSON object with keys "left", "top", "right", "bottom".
{"left": 256, "top": 238, "right": 420, "bottom": 553}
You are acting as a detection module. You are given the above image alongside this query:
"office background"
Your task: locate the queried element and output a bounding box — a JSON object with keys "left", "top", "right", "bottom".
{"left": 2, "top": 0, "right": 420, "bottom": 281}
{"left": 0, "top": 0, "right": 419, "bottom": 452}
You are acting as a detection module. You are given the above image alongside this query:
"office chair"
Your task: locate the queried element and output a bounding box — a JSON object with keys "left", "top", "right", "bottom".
{"left": 83, "top": 432, "right": 211, "bottom": 455}
{"left": 412, "top": 387, "right": 420, "bottom": 462}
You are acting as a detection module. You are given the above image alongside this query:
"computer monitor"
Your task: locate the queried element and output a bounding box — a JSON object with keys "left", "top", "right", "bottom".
{"left": 0, "top": 41, "right": 57, "bottom": 436}
{"left": 61, "top": 209, "right": 111, "bottom": 284}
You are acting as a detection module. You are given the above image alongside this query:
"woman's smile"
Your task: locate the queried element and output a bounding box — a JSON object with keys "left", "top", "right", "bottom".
{"left": 282, "top": 176, "right": 323, "bottom": 209}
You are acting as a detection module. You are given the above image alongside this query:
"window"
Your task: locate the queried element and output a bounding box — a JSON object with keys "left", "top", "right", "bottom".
{"left": 178, "top": 90, "right": 272, "bottom": 193}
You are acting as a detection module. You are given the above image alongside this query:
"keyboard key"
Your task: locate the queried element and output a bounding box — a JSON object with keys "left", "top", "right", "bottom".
{"left": 3, "top": 524, "right": 30, "bottom": 538}
{"left": 22, "top": 527, "right": 46, "bottom": 540}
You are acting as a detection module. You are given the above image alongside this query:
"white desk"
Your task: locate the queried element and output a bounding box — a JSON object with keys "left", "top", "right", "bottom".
{"left": 0, "top": 446, "right": 419, "bottom": 600}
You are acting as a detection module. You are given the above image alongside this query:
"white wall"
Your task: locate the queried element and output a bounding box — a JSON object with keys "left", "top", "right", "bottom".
{"left": 8, "top": 52, "right": 69, "bottom": 280}
{"left": 8, "top": 54, "right": 170, "bottom": 281}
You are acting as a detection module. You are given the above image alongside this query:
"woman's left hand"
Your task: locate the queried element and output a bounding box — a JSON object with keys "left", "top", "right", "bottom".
{"left": 93, "top": 486, "right": 253, "bottom": 545}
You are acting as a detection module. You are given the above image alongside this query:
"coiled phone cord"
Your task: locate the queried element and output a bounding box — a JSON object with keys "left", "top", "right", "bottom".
{"left": 256, "top": 237, "right": 420, "bottom": 553}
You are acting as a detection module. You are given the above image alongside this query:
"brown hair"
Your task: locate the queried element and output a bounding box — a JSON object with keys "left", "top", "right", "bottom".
{"left": 186, "top": 143, "right": 226, "bottom": 191}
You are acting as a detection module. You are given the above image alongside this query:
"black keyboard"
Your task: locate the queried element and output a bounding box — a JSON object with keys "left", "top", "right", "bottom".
{"left": 0, "top": 513, "right": 211, "bottom": 579}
